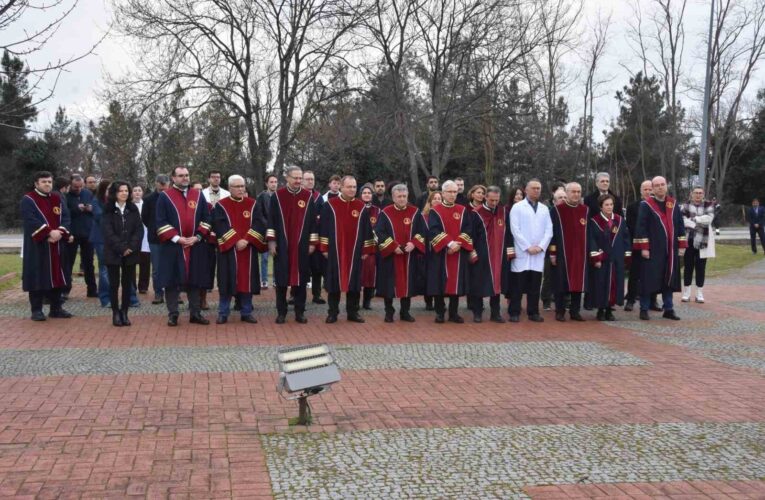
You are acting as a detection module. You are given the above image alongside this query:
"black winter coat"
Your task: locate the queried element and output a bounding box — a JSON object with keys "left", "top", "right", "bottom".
{"left": 102, "top": 201, "right": 144, "bottom": 266}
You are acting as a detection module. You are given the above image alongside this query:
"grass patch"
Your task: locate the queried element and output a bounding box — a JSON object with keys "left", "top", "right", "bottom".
{"left": 705, "top": 243, "right": 763, "bottom": 277}
{"left": 0, "top": 254, "right": 22, "bottom": 292}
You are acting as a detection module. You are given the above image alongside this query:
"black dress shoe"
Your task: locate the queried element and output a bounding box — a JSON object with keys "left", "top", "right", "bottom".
{"left": 312, "top": 297, "right": 326, "bottom": 304}
{"left": 168, "top": 314, "right": 179, "bottom": 326}
{"left": 325, "top": 315, "right": 337, "bottom": 324}
{"left": 662, "top": 310, "right": 681, "bottom": 320}
{"left": 241, "top": 315, "right": 258, "bottom": 324}
{"left": 275, "top": 315, "right": 286, "bottom": 324}
{"left": 528, "top": 314, "right": 544, "bottom": 323}
{"left": 348, "top": 314, "right": 365, "bottom": 323}
{"left": 435, "top": 315, "right": 445, "bottom": 323}
{"left": 569, "top": 312, "right": 585, "bottom": 322}
{"left": 362, "top": 303, "right": 372, "bottom": 311}
{"left": 473, "top": 315, "right": 482, "bottom": 323}
{"left": 490, "top": 315, "right": 506, "bottom": 324}
{"left": 49, "top": 309, "right": 73, "bottom": 319}
{"left": 555, "top": 311, "right": 566, "bottom": 322}
{"left": 639, "top": 310, "right": 650, "bottom": 320}
{"left": 152, "top": 296, "right": 165, "bottom": 305}
{"left": 295, "top": 314, "right": 308, "bottom": 324}
{"left": 448, "top": 315, "right": 464, "bottom": 324}
{"left": 624, "top": 301, "right": 634, "bottom": 312}
{"left": 113, "top": 311, "right": 123, "bottom": 327}
{"left": 400, "top": 313, "right": 416, "bottom": 322}
{"left": 605, "top": 310, "right": 616, "bottom": 321}
{"left": 216, "top": 315, "right": 228, "bottom": 324}
{"left": 596, "top": 310, "right": 606, "bottom": 321}
{"left": 509, "top": 315, "right": 520, "bottom": 323}
{"left": 190, "top": 314, "right": 210, "bottom": 325}
{"left": 384, "top": 313, "right": 394, "bottom": 323}
{"left": 120, "top": 310, "right": 131, "bottom": 326}
{"left": 31, "top": 311, "right": 47, "bottom": 321}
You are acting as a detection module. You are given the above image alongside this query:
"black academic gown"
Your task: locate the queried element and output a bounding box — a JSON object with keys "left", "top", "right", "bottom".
{"left": 374, "top": 204, "right": 427, "bottom": 298}
{"left": 21, "top": 190, "right": 71, "bottom": 292}
{"left": 588, "top": 213, "right": 630, "bottom": 308}
{"left": 633, "top": 196, "right": 687, "bottom": 294}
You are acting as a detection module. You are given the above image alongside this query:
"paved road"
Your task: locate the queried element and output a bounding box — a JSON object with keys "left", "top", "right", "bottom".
{"left": 0, "top": 258, "right": 762, "bottom": 498}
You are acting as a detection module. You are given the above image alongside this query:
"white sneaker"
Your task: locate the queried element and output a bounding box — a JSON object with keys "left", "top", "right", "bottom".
{"left": 696, "top": 288, "right": 705, "bottom": 303}
{"left": 681, "top": 286, "right": 691, "bottom": 302}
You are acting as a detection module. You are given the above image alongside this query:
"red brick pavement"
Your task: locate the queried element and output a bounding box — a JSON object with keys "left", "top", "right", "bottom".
{"left": 0, "top": 281, "right": 763, "bottom": 497}
{"left": 525, "top": 480, "right": 765, "bottom": 499}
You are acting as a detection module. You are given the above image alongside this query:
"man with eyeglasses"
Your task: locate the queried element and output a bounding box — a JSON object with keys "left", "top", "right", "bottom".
{"left": 155, "top": 166, "right": 213, "bottom": 326}
{"left": 267, "top": 166, "right": 319, "bottom": 324}
{"left": 212, "top": 175, "right": 267, "bottom": 324}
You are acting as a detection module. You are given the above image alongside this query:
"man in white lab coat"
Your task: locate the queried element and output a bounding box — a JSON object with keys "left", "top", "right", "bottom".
{"left": 508, "top": 179, "right": 553, "bottom": 323}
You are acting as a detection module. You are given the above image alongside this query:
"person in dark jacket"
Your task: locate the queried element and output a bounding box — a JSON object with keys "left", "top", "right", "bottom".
{"left": 256, "top": 174, "right": 278, "bottom": 288}
{"left": 64, "top": 174, "right": 98, "bottom": 298}
{"left": 141, "top": 174, "right": 170, "bottom": 303}
{"left": 583, "top": 172, "right": 624, "bottom": 218}
{"left": 102, "top": 181, "right": 144, "bottom": 327}
{"left": 747, "top": 198, "right": 765, "bottom": 254}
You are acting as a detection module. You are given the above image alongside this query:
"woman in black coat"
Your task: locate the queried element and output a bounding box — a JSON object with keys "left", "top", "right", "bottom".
{"left": 102, "top": 181, "right": 144, "bottom": 326}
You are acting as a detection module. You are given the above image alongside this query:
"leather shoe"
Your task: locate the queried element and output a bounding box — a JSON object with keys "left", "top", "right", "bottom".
{"left": 216, "top": 315, "right": 228, "bottom": 324}
{"left": 528, "top": 314, "right": 544, "bottom": 322}
{"left": 31, "top": 311, "right": 47, "bottom": 322}
{"left": 120, "top": 310, "right": 131, "bottom": 326}
{"left": 49, "top": 309, "right": 73, "bottom": 319}
{"left": 190, "top": 314, "right": 210, "bottom": 325}
{"left": 168, "top": 314, "right": 179, "bottom": 326}
{"left": 312, "top": 297, "right": 326, "bottom": 304}
{"left": 348, "top": 314, "right": 365, "bottom": 323}
{"left": 662, "top": 310, "right": 681, "bottom": 321}
{"left": 555, "top": 311, "right": 566, "bottom": 322}
{"left": 113, "top": 311, "right": 123, "bottom": 327}
{"left": 509, "top": 315, "right": 520, "bottom": 323}
{"left": 295, "top": 314, "right": 308, "bottom": 324}
{"left": 384, "top": 313, "right": 394, "bottom": 323}
{"left": 639, "top": 310, "right": 650, "bottom": 321}
{"left": 490, "top": 314, "right": 506, "bottom": 323}
{"left": 275, "top": 315, "right": 286, "bottom": 324}
{"left": 152, "top": 296, "right": 165, "bottom": 305}
{"left": 448, "top": 315, "right": 464, "bottom": 324}
{"left": 605, "top": 310, "right": 616, "bottom": 321}
{"left": 325, "top": 315, "right": 337, "bottom": 324}
{"left": 623, "top": 301, "right": 634, "bottom": 312}
{"left": 473, "top": 315, "right": 482, "bottom": 323}
{"left": 241, "top": 315, "right": 258, "bottom": 324}
{"left": 400, "top": 313, "right": 416, "bottom": 322}
{"left": 596, "top": 310, "right": 606, "bottom": 321}
{"left": 435, "top": 315, "right": 445, "bottom": 323}
{"left": 569, "top": 312, "right": 585, "bottom": 321}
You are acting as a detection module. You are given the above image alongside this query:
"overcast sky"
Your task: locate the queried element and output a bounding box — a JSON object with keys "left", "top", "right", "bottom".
{"left": 11, "top": 0, "right": 764, "bottom": 139}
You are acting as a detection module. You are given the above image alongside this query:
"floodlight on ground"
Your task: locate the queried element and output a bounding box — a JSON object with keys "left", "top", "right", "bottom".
{"left": 276, "top": 343, "right": 341, "bottom": 425}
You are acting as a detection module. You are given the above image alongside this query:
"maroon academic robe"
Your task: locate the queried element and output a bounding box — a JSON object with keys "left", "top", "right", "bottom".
{"left": 549, "top": 202, "right": 591, "bottom": 293}
{"left": 21, "top": 189, "right": 71, "bottom": 291}
{"left": 318, "top": 196, "right": 375, "bottom": 293}
{"left": 426, "top": 202, "right": 476, "bottom": 296}
{"left": 375, "top": 204, "right": 427, "bottom": 298}
{"left": 214, "top": 196, "right": 267, "bottom": 295}
{"left": 470, "top": 204, "right": 514, "bottom": 297}
{"left": 267, "top": 187, "right": 318, "bottom": 287}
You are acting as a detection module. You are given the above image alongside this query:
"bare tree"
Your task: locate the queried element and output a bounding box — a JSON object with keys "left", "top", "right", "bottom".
{"left": 704, "top": 0, "right": 765, "bottom": 202}
{"left": 0, "top": 0, "right": 104, "bottom": 130}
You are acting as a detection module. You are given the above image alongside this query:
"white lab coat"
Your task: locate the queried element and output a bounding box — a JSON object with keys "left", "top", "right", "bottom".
{"left": 510, "top": 198, "right": 553, "bottom": 273}
{"left": 202, "top": 186, "right": 230, "bottom": 205}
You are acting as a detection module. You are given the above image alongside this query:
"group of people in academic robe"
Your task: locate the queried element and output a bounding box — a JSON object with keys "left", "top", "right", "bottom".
{"left": 21, "top": 167, "right": 695, "bottom": 326}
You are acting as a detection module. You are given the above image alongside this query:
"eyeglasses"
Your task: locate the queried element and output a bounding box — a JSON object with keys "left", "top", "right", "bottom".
{"left": 230, "top": 185, "right": 245, "bottom": 188}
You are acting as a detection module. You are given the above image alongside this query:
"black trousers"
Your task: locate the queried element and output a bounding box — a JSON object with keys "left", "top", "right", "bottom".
{"left": 540, "top": 254, "right": 553, "bottom": 305}
{"left": 328, "top": 291, "right": 360, "bottom": 317}
{"left": 683, "top": 246, "right": 707, "bottom": 287}
{"left": 384, "top": 297, "right": 411, "bottom": 315}
{"left": 625, "top": 254, "right": 641, "bottom": 303}
{"left": 138, "top": 252, "right": 151, "bottom": 292}
{"left": 750, "top": 225, "right": 765, "bottom": 253}
{"left": 555, "top": 291, "right": 582, "bottom": 314}
{"left": 166, "top": 286, "right": 201, "bottom": 316}
{"left": 29, "top": 288, "right": 63, "bottom": 314}
{"left": 509, "top": 270, "right": 542, "bottom": 316}
{"left": 311, "top": 272, "right": 323, "bottom": 299}
{"left": 468, "top": 294, "right": 500, "bottom": 316}
{"left": 107, "top": 262, "right": 136, "bottom": 311}
{"left": 434, "top": 295, "right": 460, "bottom": 318}
{"left": 64, "top": 236, "right": 96, "bottom": 293}
{"left": 277, "top": 285, "right": 306, "bottom": 315}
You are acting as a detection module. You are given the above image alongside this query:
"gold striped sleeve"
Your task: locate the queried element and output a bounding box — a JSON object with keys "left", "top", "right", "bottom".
{"left": 459, "top": 233, "right": 473, "bottom": 244}
{"left": 633, "top": 238, "right": 649, "bottom": 243}
{"left": 430, "top": 232, "right": 447, "bottom": 247}
{"left": 506, "top": 246, "right": 515, "bottom": 255}
{"left": 199, "top": 221, "right": 212, "bottom": 230}
{"left": 364, "top": 239, "right": 376, "bottom": 247}
{"left": 590, "top": 250, "right": 603, "bottom": 257}
{"left": 548, "top": 245, "right": 556, "bottom": 252}
{"left": 309, "top": 233, "right": 319, "bottom": 243}
{"left": 625, "top": 251, "right": 632, "bottom": 257}
{"left": 248, "top": 229, "right": 265, "bottom": 242}
{"left": 319, "top": 237, "right": 329, "bottom": 244}
{"left": 379, "top": 237, "right": 395, "bottom": 250}
{"left": 32, "top": 224, "right": 48, "bottom": 237}
{"left": 266, "top": 228, "right": 276, "bottom": 238}
{"left": 157, "top": 225, "right": 174, "bottom": 235}
{"left": 414, "top": 234, "right": 425, "bottom": 244}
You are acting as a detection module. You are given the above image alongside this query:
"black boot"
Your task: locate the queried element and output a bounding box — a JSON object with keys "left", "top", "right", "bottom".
{"left": 112, "top": 310, "right": 123, "bottom": 327}
{"left": 596, "top": 309, "right": 606, "bottom": 321}
{"left": 120, "top": 308, "right": 131, "bottom": 326}
{"left": 605, "top": 309, "right": 616, "bottom": 321}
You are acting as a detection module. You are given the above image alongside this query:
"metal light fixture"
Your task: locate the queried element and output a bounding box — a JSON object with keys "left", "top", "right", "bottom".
{"left": 276, "top": 343, "right": 341, "bottom": 425}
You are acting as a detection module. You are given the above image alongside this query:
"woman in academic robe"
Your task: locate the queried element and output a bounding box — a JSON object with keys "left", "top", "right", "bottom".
{"left": 359, "top": 184, "right": 380, "bottom": 310}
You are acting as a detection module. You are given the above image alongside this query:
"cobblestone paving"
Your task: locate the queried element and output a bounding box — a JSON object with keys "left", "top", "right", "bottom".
{"left": 726, "top": 300, "right": 765, "bottom": 313}
{"left": 262, "top": 422, "right": 765, "bottom": 499}
{"left": 0, "top": 341, "right": 646, "bottom": 377}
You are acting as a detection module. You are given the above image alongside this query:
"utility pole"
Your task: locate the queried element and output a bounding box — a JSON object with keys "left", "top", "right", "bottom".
{"left": 698, "top": 0, "right": 715, "bottom": 188}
